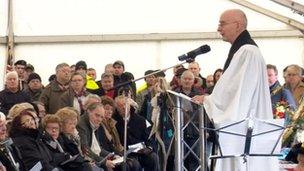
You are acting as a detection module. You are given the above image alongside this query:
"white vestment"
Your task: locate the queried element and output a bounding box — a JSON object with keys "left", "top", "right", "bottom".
{"left": 203, "top": 45, "right": 279, "bottom": 171}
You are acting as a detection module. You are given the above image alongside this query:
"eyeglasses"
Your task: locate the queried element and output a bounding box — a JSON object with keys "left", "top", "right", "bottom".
{"left": 71, "top": 79, "right": 83, "bottom": 82}
{"left": 46, "top": 126, "right": 60, "bottom": 132}
{"left": 286, "top": 73, "right": 300, "bottom": 77}
{"left": 218, "top": 21, "right": 238, "bottom": 27}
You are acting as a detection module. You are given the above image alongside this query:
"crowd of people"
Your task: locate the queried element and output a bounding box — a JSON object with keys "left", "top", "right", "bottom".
{"left": 0, "top": 8, "right": 303, "bottom": 171}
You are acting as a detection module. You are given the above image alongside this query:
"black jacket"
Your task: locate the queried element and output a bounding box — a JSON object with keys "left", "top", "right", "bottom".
{"left": 57, "top": 133, "right": 81, "bottom": 156}
{"left": 11, "top": 128, "right": 56, "bottom": 171}
{"left": 0, "top": 89, "right": 31, "bottom": 115}
{"left": 113, "top": 111, "right": 151, "bottom": 148}
{"left": 0, "top": 138, "right": 26, "bottom": 171}
{"left": 77, "top": 114, "right": 110, "bottom": 165}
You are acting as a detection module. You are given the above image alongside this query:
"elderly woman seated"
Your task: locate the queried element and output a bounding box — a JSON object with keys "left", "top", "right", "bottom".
{"left": 42, "top": 112, "right": 92, "bottom": 171}
{"left": 0, "top": 112, "right": 25, "bottom": 171}
{"left": 9, "top": 110, "right": 58, "bottom": 170}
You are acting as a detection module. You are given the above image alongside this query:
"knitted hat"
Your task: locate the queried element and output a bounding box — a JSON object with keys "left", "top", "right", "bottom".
{"left": 26, "top": 64, "right": 35, "bottom": 72}
{"left": 27, "top": 73, "right": 41, "bottom": 83}
{"left": 75, "top": 60, "right": 87, "bottom": 70}
{"left": 113, "top": 60, "right": 124, "bottom": 69}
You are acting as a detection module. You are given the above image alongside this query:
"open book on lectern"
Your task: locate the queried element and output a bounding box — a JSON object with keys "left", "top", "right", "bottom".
{"left": 208, "top": 117, "right": 285, "bottom": 159}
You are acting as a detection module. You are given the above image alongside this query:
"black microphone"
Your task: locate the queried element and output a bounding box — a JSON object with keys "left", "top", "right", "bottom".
{"left": 178, "top": 45, "right": 211, "bottom": 62}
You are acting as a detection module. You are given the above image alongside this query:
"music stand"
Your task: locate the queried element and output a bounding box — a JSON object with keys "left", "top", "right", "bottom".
{"left": 205, "top": 116, "right": 285, "bottom": 170}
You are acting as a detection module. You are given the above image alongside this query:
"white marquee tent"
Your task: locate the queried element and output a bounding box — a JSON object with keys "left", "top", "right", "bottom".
{"left": 0, "top": 0, "right": 303, "bottom": 88}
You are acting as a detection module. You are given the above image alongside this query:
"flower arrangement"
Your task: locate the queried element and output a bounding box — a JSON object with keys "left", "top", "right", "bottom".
{"left": 273, "top": 100, "right": 292, "bottom": 119}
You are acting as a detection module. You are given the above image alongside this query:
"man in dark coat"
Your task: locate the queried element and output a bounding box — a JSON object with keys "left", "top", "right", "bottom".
{"left": 39, "top": 63, "right": 71, "bottom": 114}
{"left": 0, "top": 71, "right": 31, "bottom": 115}
{"left": 77, "top": 103, "right": 115, "bottom": 170}
{"left": 113, "top": 95, "right": 159, "bottom": 171}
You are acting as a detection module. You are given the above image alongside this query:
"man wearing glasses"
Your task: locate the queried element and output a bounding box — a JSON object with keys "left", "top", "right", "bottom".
{"left": 193, "top": 9, "right": 279, "bottom": 171}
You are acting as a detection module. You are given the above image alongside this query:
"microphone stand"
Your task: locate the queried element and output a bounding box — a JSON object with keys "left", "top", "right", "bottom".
{"left": 112, "top": 61, "right": 189, "bottom": 92}
{"left": 115, "top": 60, "right": 202, "bottom": 170}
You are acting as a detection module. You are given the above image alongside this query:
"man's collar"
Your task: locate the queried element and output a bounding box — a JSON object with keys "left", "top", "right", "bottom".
{"left": 89, "top": 121, "right": 99, "bottom": 131}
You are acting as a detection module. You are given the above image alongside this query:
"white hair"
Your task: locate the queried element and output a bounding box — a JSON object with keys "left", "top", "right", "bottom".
{"left": 181, "top": 70, "right": 195, "bottom": 80}
{"left": 5, "top": 71, "right": 19, "bottom": 81}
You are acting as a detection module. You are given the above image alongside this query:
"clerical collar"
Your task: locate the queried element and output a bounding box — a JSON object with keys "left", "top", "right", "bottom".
{"left": 223, "top": 30, "right": 257, "bottom": 72}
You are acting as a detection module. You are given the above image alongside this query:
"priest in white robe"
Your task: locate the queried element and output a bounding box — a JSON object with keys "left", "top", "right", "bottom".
{"left": 193, "top": 9, "right": 279, "bottom": 171}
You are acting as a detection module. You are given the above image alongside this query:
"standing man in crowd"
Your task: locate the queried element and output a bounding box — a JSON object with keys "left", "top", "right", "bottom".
{"left": 39, "top": 63, "right": 71, "bottom": 114}
{"left": 24, "top": 73, "right": 44, "bottom": 101}
{"left": 188, "top": 61, "right": 207, "bottom": 89}
{"left": 193, "top": 9, "right": 279, "bottom": 171}
{"left": 14, "top": 60, "right": 28, "bottom": 90}
{"left": 112, "top": 60, "right": 136, "bottom": 98}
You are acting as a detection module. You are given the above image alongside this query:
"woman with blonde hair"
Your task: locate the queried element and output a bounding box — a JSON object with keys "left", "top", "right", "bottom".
{"left": 56, "top": 107, "right": 82, "bottom": 156}
{"left": 52, "top": 108, "right": 92, "bottom": 171}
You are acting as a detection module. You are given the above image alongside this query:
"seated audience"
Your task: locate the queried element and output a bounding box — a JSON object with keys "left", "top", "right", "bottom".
{"left": 77, "top": 102, "right": 115, "bottom": 170}
{"left": 9, "top": 110, "right": 59, "bottom": 170}
{"left": 98, "top": 96, "right": 142, "bottom": 171}
{"left": 0, "top": 112, "right": 25, "bottom": 171}
{"left": 42, "top": 114, "right": 91, "bottom": 171}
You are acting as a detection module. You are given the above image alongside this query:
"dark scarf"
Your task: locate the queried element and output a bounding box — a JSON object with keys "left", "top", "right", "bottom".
{"left": 56, "top": 80, "right": 69, "bottom": 91}
{"left": 223, "top": 30, "right": 257, "bottom": 72}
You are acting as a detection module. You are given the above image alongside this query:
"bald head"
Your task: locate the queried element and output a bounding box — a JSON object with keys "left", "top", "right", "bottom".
{"left": 224, "top": 9, "right": 247, "bottom": 27}
{"left": 218, "top": 9, "right": 247, "bottom": 43}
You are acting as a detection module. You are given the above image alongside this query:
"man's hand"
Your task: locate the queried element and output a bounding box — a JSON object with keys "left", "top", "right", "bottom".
{"left": 192, "top": 95, "right": 205, "bottom": 104}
